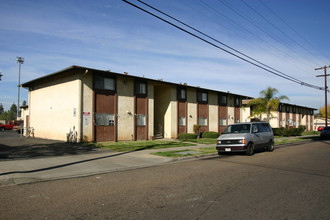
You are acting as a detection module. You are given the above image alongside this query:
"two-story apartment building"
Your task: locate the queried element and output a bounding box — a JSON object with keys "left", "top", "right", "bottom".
{"left": 21, "top": 65, "right": 252, "bottom": 142}
{"left": 243, "top": 101, "right": 316, "bottom": 131}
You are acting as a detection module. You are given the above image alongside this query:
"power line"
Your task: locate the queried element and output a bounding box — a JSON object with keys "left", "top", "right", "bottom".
{"left": 197, "top": 0, "right": 316, "bottom": 77}
{"left": 216, "top": 0, "right": 320, "bottom": 72}
{"left": 258, "top": 0, "right": 329, "bottom": 65}
{"left": 239, "top": 0, "right": 324, "bottom": 67}
{"left": 136, "top": 0, "right": 308, "bottom": 86}
{"left": 121, "top": 0, "right": 324, "bottom": 91}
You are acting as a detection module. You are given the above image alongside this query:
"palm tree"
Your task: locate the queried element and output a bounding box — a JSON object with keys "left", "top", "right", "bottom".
{"left": 248, "top": 87, "right": 289, "bottom": 122}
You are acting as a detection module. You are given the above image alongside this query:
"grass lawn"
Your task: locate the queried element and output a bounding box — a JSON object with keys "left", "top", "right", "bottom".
{"left": 181, "top": 138, "right": 217, "bottom": 144}
{"left": 274, "top": 136, "right": 319, "bottom": 145}
{"left": 86, "top": 140, "right": 196, "bottom": 152}
{"left": 152, "top": 147, "right": 217, "bottom": 158}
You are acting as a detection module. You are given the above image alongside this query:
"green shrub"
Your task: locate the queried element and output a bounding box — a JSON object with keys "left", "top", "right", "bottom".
{"left": 201, "top": 131, "right": 219, "bottom": 138}
{"left": 193, "top": 124, "right": 201, "bottom": 134}
{"left": 178, "top": 133, "right": 197, "bottom": 140}
{"left": 274, "top": 126, "right": 305, "bottom": 137}
{"left": 298, "top": 125, "right": 306, "bottom": 133}
{"left": 273, "top": 127, "right": 285, "bottom": 136}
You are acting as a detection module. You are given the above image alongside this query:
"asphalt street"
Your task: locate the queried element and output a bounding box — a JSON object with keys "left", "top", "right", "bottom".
{"left": 1, "top": 140, "right": 329, "bottom": 219}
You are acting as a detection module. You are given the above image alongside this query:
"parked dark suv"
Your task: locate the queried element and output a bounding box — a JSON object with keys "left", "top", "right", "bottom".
{"left": 216, "top": 122, "right": 274, "bottom": 156}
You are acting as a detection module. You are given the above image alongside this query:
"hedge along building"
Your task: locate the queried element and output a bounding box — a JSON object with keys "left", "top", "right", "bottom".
{"left": 21, "top": 65, "right": 252, "bottom": 142}
{"left": 242, "top": 100, "right": 316, "bottom": 131}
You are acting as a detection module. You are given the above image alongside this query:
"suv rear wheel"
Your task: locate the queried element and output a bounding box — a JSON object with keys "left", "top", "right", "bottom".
{"left": 246, "top": 143, "right": 254, "bottom": 156}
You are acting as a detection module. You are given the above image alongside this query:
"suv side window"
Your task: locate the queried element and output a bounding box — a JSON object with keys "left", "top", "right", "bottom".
{"left": 252, "top": 124, "right": 258, "bottom": 133}
{"left": 263, "top": 123, "right": 271, "bottom": 132}
{"left": 257, "top": 123, "right": 267, "bottom": 133}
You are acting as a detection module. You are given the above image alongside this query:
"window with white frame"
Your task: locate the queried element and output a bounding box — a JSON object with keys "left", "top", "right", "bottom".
{"left": 198, "top": 117, "right": 207, "bottom": 126}
{"left": 136, "top": 114, "right": 146, "bottom": 126}
{"left": 178, "top": 116, "right": 186, "bottom": 126}
{"left": 219, "top": 118, "right": 226, "bottom": 126}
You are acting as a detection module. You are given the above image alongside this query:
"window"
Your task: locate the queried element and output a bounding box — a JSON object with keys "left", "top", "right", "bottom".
{"left": 136, "top": 114, "right": 146, "bottom": 126}
{"left": 293, "top": 107, "right": 296, "bottom": 113}
{"left": 219, "top": 94, "right": 227, "bottom": 106}
{"left": 198, "top": 117, "right": 207, "bottom": 126}
{"left": 220, "top": 118, "right": 227, "bottom": 126}
{"left": 177, "top": 87, "right": 186, "bottom": 101}
{"left": 94, "top": 113, "right": 115, "bottom": 126}
{"left": 94, "top": 76, "right": 115, "bottom": 91}
{"left": 234, "top": 97, "right": 240, "bottom": 107}
{"left": 197, "top": 91, "right": 208, "bottom": 103}
{"left": 279, "top": 104, "right": 283, "bottom": 112}
{"left": 178, "top": 116, "right": 186, "bottom": 126}
{"left": 286, "top": 105, "right": 290, "bottom": 112}
{"left": 135, "top": 81, "right": 147, "bottom": 96}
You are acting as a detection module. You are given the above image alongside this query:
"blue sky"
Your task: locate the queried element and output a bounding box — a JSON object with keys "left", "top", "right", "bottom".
{"left": 1, "top": 0, "right": 329, "bottom": 111}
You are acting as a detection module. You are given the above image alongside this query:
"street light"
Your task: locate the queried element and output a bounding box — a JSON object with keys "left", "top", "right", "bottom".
{"left": 16, "top": 57, "right": 24, "bottom": 119}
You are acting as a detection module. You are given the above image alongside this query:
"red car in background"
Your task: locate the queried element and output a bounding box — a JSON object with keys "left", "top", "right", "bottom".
{"left": 0, "top": 122, "right": 19, "bottom": 131}
{"left": 318, "top": 126, "right": 324, "bottom": 131}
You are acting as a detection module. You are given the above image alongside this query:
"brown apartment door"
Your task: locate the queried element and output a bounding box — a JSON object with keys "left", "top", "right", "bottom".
{"left": 178, "top": 101, "right": 187, "bottom": 135}
{"left": 134, "top": 81, "right": 148, "bottom": 140}
{"left": 95, "top": 93, "right": 116, "bottom": 142}
{"left": 135, "top": 96, "right": 148, "bottom": 140}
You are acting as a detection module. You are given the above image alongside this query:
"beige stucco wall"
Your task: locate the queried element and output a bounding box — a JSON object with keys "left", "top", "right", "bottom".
{"left": 148, "top": 83, "right": 154, "bottom": 139}
{"left": 117, "top": 76, "right": 135, "bottom": 141}
{"left": 29, "top": 74, "right": 80, "bottom": 141}
{"left": 208, "top": 92, "right": 218, "bottom": 132}
{"left": 187, "top": 88, "right": 197, "bottom": 133}
{"left": 241, "top": 107, "right": 251, "bottom": 123}
{"left": 81, "top": 73, "right": 93, "bottom": 142}
{"left": 269, "top": 112, "right": 279, "bottom": 128}
{"left": 163, "top": 87, "right": 177, "bottom": 139}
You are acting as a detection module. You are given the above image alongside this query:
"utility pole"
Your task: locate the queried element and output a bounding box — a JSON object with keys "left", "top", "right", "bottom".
{"left": 315, "top": 65, "right": 330, "bottom": 127}
{"left": 16, "top": 57, "right": 24, "bottom": 120}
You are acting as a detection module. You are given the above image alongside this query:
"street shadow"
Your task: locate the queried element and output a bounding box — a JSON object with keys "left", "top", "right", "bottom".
{"left": 0, "top": 142, "right": 104, "bottom": 160}
{"left": 0, "top": 143, "right": 164, "bottom": 176}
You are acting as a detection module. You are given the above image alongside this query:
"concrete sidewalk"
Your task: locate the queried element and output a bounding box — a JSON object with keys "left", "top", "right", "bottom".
{"left": 0, "top": 143, "right": 216, "bottom": 186}
{"left": 0, "top": 134, "right": 319, "bottom": 186}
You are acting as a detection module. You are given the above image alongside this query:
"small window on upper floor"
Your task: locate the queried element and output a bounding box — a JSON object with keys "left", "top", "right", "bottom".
{"left": 279, "top": 104, "right": 283, "bottom": 112}
{"left": 177, "top": 87, "right": 186, "bottom": 101}
{"left": 218, "top": 94, "right": 227, "bottom": 106}
{"left": 135, "top": 81, "right": 147, "bottom": 97}
{"left": 234, "top": 97, "right": 240, "bottom": 107}
{"left": 286, "top": 105, "right": 290, "bottom": 113}
{"left": 94, "top": 76, "right": 115, "bottom": 91}
{"left": 197, "top": 91, "right": 208, "bottom": 104}
{"left": 293, "top": 107, "right": 296, "bottom": 113}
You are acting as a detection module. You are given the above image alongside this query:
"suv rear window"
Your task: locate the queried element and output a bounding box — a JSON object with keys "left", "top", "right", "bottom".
{"left": 224, "top": 124, "right": 251, "bottom": 134}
